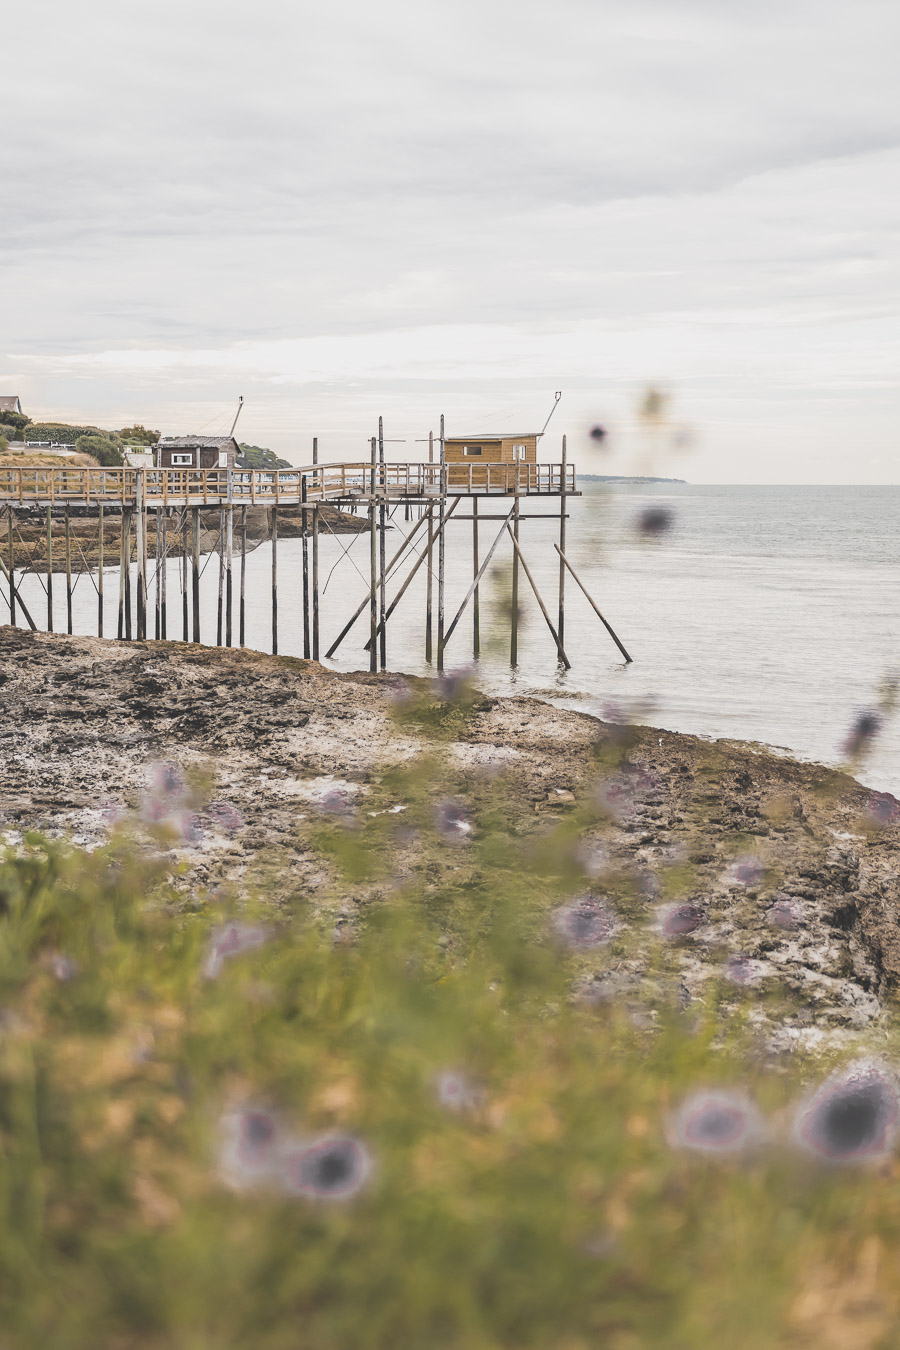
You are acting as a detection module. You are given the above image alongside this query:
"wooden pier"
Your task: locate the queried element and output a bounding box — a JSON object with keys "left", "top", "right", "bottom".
{"left": 0, "top": 429, "right": 632, "bottom": 672}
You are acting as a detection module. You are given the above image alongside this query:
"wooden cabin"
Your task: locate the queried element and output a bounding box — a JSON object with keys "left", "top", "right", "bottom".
{"left": 443, "top": 432, "right": 538, "bottom": 487}
{"left": 156, "top": 435, "right": 239, "bottom": 471}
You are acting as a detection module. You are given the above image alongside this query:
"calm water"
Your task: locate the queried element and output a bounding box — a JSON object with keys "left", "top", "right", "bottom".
{"left": 9, "top": 484, "right": 899, "bottom": 794}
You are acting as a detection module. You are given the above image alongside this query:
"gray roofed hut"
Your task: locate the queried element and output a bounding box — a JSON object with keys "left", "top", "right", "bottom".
{"left": 0, "top": 396, "right": 23, "bottom": 416}
{"left": 155, "top": 435, "right": 239, "bottom": 470}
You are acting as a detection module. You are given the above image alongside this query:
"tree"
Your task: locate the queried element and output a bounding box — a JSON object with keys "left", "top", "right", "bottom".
{"left": 0, "top": 412, "right": 30, "bottom": 438}
{"left": 118, "top": 424, "right": 160, "bottom": 445}
{"left": 76, "top": 436, "right": 125, "bottom": 466}
{"left": 237, "top": 444, "right": 291, "bottom": 470}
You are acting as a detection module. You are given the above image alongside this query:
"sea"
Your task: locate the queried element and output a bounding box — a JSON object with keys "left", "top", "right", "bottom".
{"left": 10, "top": 483, "right": 900, "bottom": 796}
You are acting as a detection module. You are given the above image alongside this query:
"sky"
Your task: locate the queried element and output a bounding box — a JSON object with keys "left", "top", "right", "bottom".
{"left": 2, "top": 0, "right": 898, "bottom": 481}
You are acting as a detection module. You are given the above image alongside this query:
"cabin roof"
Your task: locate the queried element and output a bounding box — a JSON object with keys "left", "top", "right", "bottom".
{"left": 159, "top": 435, "right": 239, "bottom": 451}
{"left": 0, "top": 395, "right": 22, "bottom": 413}
{"left": 446, "top": 432, "right": 541, "bottom": 441}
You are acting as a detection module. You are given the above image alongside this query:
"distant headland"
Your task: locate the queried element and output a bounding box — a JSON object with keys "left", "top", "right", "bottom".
{"left": 577, "top": 474, "right": 687, "bottom": 484}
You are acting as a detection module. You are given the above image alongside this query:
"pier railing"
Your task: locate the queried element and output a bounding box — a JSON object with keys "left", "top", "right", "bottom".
{"left": 0, "top": 462, "right": 577, "bottom": 505}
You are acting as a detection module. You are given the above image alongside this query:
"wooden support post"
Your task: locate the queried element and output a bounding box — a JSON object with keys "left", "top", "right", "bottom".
{"left": 312, "top": 503, "right": 320, "bottom": 661}
{"left": 325, "top": 507, "right": 433, "bottom": 659}
{"left": 117, "top": 511, "right": 125, "bottom": 640}
{"left": 369, "top": 436, "right": 377, "bottom": 674}
{"left": 160, "top": 507, "right": 167, "bottom": 639}
{"left": 425, "top": 429, "right": 434, "bottom": 663}
{"left": 225, "top": 505, "right": 233, "bottom": 647}
{"left": 558, "top": 434, "right": 567, "bottom": 650}
{"left": 442, "top": 504, "right": 515, "bottom": 649}
{"left": 366, "top": 501, "right": 459, "bottom": 651}
{"left": 505, "top": 524, "right": 570, "bottom": 668}
{"left": 0, "top": 549, "right": 36, "bottom": 631}
{"left": 436, "top": 415, "right": 446, "bottom": 673}
{"left": 7, "top": 507, "right": 15, "bottom": 627}
{"left": 216, "top": 506, "right": 225, "bottom": 646}
{"left": 64, "top": 505, "right": 73, "bottom": 635}
{"left": 472, "top": 496, "right": 480, "bottom": 659}
{"left": 510, "top": 489, "right": 520, "bottom": 666}
{"left": 98, "top": 504, "right": 104, "bottom": 637}
{"left": 240, "top": 505, "right": 247, "bottom": 646}
{"left": 191, "top": 507, "right": 200, "bottom": 643}
{"left": 181, "top": 508, "right": 189, "bottom": 642}
{"left": 136, "top": 479, "right": 148, "bottom": 641}
{"left": 271, "top": 505, "right": 278, "bottom": 655}
{"left": 301, "top": 475, "right": 310, "bottom": 658}
{"left": 125, "top": 507, "right": 134, "bottom": 640}
{"left": 553, "top": 544, "right": 633, "bottom": 663}
{"left": 377, "top": 415, "right": 386, "bottom": 670}
{"left": 46, "top": 505, "right": 53, "bottom": 632}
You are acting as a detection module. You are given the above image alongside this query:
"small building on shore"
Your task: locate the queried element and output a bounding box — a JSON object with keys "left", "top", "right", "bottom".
{"left": 156, "top": 436, "right": 239, "bottom": 471}
{"left": 443, "top": 431, "right": 540, "bottom": 486}
{"left": 0, "top": 396, "right": 23, "bottom": 417}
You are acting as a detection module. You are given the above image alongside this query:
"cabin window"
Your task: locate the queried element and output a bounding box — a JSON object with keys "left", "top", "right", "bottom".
{"left": 513, "top": 443, "right": 527, "bottom": 460}
{"left": 463, "top": 446, "right": 483, "bottom": 456}
{"left": 217, "top": 451, "right": 228, "bottom": 467}
{"left": 170, "top": 453, "right": 193, "bottom": 466}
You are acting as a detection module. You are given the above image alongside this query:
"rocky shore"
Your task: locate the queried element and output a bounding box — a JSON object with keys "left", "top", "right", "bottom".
{"left": 1, "top": 627, "right": 898, "bottom": 1051}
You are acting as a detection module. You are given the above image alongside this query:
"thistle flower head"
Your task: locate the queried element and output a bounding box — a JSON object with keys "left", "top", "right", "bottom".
{"left": 793, "top": 1062, "right": 899, "bottom": 1164}
{"left": 280, "top": 1135, "right": 372, "bottom": 1201}
{"left": 669, "top": 1090, "right": 763, "bottom": 1155}
{"left": 552, "top": 896, "right": 616, "bottom": 949}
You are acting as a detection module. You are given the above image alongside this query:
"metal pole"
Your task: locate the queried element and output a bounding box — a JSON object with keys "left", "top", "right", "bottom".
{"left": 425, "top": 429, "right": 434, "bottom": 662}
{"left": 553, "top": 543, "right": 633, "bottom": 662}
{"left": 378, "top": 416, "right": 386, "bottom": 670}
{"left": 558, "top": 433, "right": 567, "bottom": 650}
{"left": 271, "top": 505, "right": 278, "bottom": 655}
{"left": 301, "top": 475, "right": 310, "bottom": 658}
{"left": 436, "top": 415, "right": 446, "bottom": 673}
{"left": 64, "top": 505, "right": 73, "bottom": 635}
{"left": 98, "top": 503, "right": 104, "bottom": 637}
{"left": 369, "top": 436, "right": 377, "bottom": 673}
{"left": 191, "top": 507, "right": 200, "bottom": 643}
{"left": 46, "top": 505, "right": 53, "bottom": 632}
{"left": 240, "top": 504, "right": 247, "bottom": 646}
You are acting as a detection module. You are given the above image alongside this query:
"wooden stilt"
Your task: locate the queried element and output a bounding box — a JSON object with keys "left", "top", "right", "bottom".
{"left": 425, "top": 427, "right": 434, "bottom": 663}
{"left": 558, "top": 434, "right": 567, "bottom": 650}
{"left": 216, "top": 506, "right": 225, "bottom": 646}
{"left": 377, "top": 415, "right": 386, "bottom": 670}
{"left": 0, "top": 547, "right": 35, "bottom": 630}
{"left": 125, "top": 508, "right": 134, "bottom": 640}
{"left": 7, "top": 507, "right": 15, "bottom": 627}
{"left": 160, "top": 508, "right": 167, "bottom": 640}
{"left": 181, "top": 508, "right": 189, "bottom": 642}
{"left": 505, "top": 524, "right": 570, "bottom": 668}
{"left": 137, "top": 482, "right": 148, "bottom": 641}
{"left": 442, "top": 504, "right": 515, "bottom": 649}
{"left": 154, "top": 503, "right": 161, "bottom": 639}
{"left": 301, "top": 475, "right": 310, "bottom": 658}
{"left": 98, "top": 504, "right": 104, "bottom": 637}
{"left": 117, "top": 511, "right": 125, "bottom": 640}
{"left": 369, "top": 436, "right": 377, "bottom": 674}
{"left": 325, "top": 507, "right": 433, "bottom": 659}
{"left": 510, "top": 489, "right": 520, "bottom": 666}
{"left": 436, "top": 415, "right": 446, "bottom": 673}
{"left": 553, "top": 544, "right": 633, "bottom": 662}
{"left": 365, "top": 505, "right": 459, "bottom": 652}
{"left": 191, "top": 507, "right": 200, "bottom": 643}
{"left": 271, "top": 505, "right": 278, "bottom": 655}
{"left": 240, "top": 505, "right": 247, "bottom": 646}
{"left": 225, "top": 505, "right": 233, "bottom": 647}
{"left": 64, "top": 505, "right": 73, "bottom": 635}
{"left": 472, "top": 496, "right": 480, "bottom": 659}
{"left": 46, "top": 506, "right": 53, "bottom": 632}
{"left": 312, "top": 503, "right": 320, "bottom": 661}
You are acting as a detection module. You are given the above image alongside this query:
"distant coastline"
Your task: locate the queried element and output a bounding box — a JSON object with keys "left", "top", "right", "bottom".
{"left": 576, "top": 474, "right": 687, "bottom": 484}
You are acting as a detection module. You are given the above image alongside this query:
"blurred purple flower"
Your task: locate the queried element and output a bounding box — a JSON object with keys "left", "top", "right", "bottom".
{"left": 636, "top": 506, "right": 674, "bottom": 537}
{"left": 208, "top": 800, "right": 244, "bottom": 832}
{"left": 728, "top": 857, "right": 765, "bottom": 889}
{"left": 149, "top": 761, "right": 186, "bottom": 800}
{"left": 843, "top": 710, "right": 882, "bottom": 758}
{"left": 552, "top": 896, "right": 616, "bottom": 949}
{"left": 280, "top": 1135, "right": 372, "bottom": 1201}
{"left": 433, "top": 669, "right": 473, "bottom": 703}
{"left": 656, "top": 902, "right": 705, "bottom": 938}
{"left": 204, "top": 922, "right": 268, "bottom": 979}
{"left": 669, "top": 1089, "right": 763, "bottom": 1155}
{"left": 436, "top": 798, "right": 472, "bottom": 840}
{"left": 866, "top": 792, "right": 900, "bottom": 827}
{"left": 175, "top": 810, "right": 205, "bottom": 844}
{"left": 793, "top": 1062, "right": 899, "bottom": 1164}
{"left": 588, "top": 425, "right": 607, "bottom": 443}
{"left": 724, "top": 953, "right": 756, "bottom": 986}
{"left": 218, "top": 1107, "right": 279, "bottom": 1190}
{"left": 49, "top": 953, "right": 78, "bottom": 982}
{"left": 767, "top": 898, "right": 800, "bottom": 930}
{"left": 434, "top": 1070, "right": 482, "bottom": 1114}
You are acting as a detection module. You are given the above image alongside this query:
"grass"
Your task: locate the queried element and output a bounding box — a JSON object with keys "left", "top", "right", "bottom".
{"left": 0, "top": 740, "right": 899, "bottom": 1349}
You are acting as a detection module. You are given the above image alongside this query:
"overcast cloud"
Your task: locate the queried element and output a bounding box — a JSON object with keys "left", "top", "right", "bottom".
{"left": 2, "top": 0, "right": 898, "bottom": 480}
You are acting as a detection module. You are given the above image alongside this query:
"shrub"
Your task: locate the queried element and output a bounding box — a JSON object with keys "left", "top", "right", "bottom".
{"left": 237, "top": 443, "right": 291, "bottom": 470}
{"left": 0, "top": 411, "right": 30, "bottom": 435}
{"left": 118, "top": 424, "right": 161, "bottom": 445}
{"left": 75, "top": 435, "right": 124, "bottom": 466}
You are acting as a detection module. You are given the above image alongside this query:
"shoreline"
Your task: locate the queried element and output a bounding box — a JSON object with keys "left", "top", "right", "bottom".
{"left": 2, "top": 626, "right": 898, "bottom": 1050}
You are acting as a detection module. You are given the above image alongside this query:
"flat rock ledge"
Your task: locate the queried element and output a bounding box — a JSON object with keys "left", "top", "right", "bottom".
{"left": 1, "top": 627, "right": 899, "bottom": 1054}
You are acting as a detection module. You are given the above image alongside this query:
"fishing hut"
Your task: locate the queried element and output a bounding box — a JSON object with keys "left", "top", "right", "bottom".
{"left": 0, "top": 410, "right": 632, "bottom": 673}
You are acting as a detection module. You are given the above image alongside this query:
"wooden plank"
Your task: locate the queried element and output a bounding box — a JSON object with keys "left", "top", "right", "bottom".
{"left": 505, "top": 524, "right": 570, "bottom": 668}
{"left": 553, "top": 544, "right": 632, "bottom": 663}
